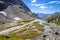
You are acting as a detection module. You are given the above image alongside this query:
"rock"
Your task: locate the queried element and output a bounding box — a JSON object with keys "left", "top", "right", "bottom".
{"left": 55, "top": 32, "right": 59, "bottom": 35}
{"left": 43, "top": 35, "right": 47, "bottom": 38}
{"left": 6, "top": 36, "right": 11, "bottom": 38}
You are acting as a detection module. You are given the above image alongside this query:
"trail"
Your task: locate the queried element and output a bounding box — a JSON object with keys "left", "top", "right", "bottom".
{"left": 0, "top": 19, "right": 38, "bottom": 34}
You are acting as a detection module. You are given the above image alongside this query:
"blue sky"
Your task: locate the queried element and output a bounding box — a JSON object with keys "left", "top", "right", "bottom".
{"left": 22, "top": 0, "right": 60, "bottom": 14}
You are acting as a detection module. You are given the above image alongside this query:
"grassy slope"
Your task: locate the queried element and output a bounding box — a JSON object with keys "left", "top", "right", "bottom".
{"left": 45, "top": 13, "right": 60, "bottom": 24}
{"left": 0, "top": 20, "right": 44, "bottom": 40}
{"left": 57, "top": 19, "right": 60, "bottom": 25}
{"left": 0, "top": 20, "right": 33, "bottom": 31}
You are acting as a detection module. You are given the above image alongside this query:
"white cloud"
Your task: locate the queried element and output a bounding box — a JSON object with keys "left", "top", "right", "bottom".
{"left": 32, "top": 4, "right": 48, "bottom": 9}
{"left": 31, "top": 1, "right": 60, "bottom": 9}
{"left": 32, "top": 4, "right": 45, "bottom": 6}
{"left": 31, "top": 1, "right": 60, "bottom": 7}
{"left": 48, "top": 1, "right": 60, "bottom": 4}
{"left": 48, "top": 1, "right": 57, "bottom": 4}
{"left": 39, "top": 6, "right": 48, "bottom": 9}
{"left": 31, "top": 0, "right": 36, "bottom": 3}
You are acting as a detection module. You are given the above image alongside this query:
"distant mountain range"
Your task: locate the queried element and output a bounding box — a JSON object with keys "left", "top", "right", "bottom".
{"left": 34, "top": 13, "right": 51, "bottom": 18}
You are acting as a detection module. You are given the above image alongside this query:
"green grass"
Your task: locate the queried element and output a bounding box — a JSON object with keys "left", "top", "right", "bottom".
{"left": 33, "top": 22, "right": 44, "bottom": 31}
{"left": 0, "top": 20, "right": 33, "bottom": 31}
{"left": 9, "top": 22, "right": 44, "bottom": 40}
{"left": 9, "top": 27, "right": 39, "bottom": 39}
{"left": 21, "top": 20, "right": 33, "bottom": 23}
{"left": 0, "top": 22, "right": 23, "bottom": 31}
{"left": 0, "top": 20, "right": 44, "bottom": 40}
{"left": 57, "top": 19, "right": 60, "bottom": 25}
{"left": 0, "top": 35, "right": 24, "bottom": 40}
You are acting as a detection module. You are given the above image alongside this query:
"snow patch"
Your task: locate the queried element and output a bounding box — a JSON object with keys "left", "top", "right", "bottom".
{"left": 0, "top": 11, "right": 7, "bottom": 16}
{"left": 14, "top": 17, "right": 22, "bottom": 20}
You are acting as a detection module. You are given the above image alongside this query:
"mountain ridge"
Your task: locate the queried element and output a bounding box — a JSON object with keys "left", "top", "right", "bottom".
{"left": 0, "top": 0, "right": 38, "bottom": 21}
{"left": 33, "top": 13, "right": 51, "bottom": 18}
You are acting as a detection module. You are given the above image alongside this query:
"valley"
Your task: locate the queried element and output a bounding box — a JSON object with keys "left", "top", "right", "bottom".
{"left": 0, "top": 0, "right": 60, "bottom": 40}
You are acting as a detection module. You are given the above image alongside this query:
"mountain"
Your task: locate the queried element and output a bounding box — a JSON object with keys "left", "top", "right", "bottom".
{"left": 46, "top": 12, "right": 60, "bottom": 24}
{"left": 0, "top": 0, "right": 38, "bottom": 21}
{"left": 34, "top": 13, "right": 51, "bottom": 18}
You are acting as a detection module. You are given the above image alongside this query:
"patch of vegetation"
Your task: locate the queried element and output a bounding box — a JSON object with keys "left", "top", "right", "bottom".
{"left": 21, "top": 20, "right": 33, "bottom": 23}
{"left": 57, "top": 19, "right": 60, "bottom": 25}
{"left": 33, "top": 22, "right": 44, "bottom": 31}
{"left": 0, "top": 20, "right": 33, "bottom": 31}
{"left": 9, "top": 27, "right": 38, "bottom": 40}
{"left": 17, "top": 28, "right": 39, "bottom": 39}
{"left": 0, "top": 35, "right": 24, "bottom": 40}
{"left": 0, "top": 20, "right": 44, "bottom": 40}
{"left": 46, "top": 12, "right": 60, "bottom": 23}
{"left": 9, "top": 21, "right": 44, "bottom": 40}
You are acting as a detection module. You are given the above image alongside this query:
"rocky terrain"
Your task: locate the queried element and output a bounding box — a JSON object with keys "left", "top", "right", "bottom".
{"left": 0, "top": 0, "right": 38, "bottom": 21}
{"left": 0, "top": 0, "right": 60, "bottom": 40}
{"left": 46, "top": 12, "right": 60, "bottom": 24}
{"left": 0, "top": 0, "right": 43, "bottom": 40}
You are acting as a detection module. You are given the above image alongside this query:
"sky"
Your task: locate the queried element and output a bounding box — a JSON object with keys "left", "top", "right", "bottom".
{"left": 22, "top": 0, "right": 60, "bottom": 14}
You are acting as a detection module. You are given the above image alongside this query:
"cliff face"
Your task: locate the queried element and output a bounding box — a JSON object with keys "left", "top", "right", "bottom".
{"left": 0, "top": 0, "right": 33, "bottom": 20}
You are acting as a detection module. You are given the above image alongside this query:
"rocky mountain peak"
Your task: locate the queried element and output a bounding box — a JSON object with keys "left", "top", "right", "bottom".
{"left": 0, "top": 0, "right": 37, "bottom": 21}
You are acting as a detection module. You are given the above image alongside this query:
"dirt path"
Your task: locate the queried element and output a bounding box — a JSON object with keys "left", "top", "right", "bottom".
{"left": 0, "top": 19, "right": 38, "bottom": 34}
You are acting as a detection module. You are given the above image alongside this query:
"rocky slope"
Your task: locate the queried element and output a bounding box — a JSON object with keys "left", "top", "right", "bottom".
{"left": 0, "top": 0, "right": 37, "bottom": 21}
{"left": 46, "top": 12, "right": 60, "bottom": 24}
